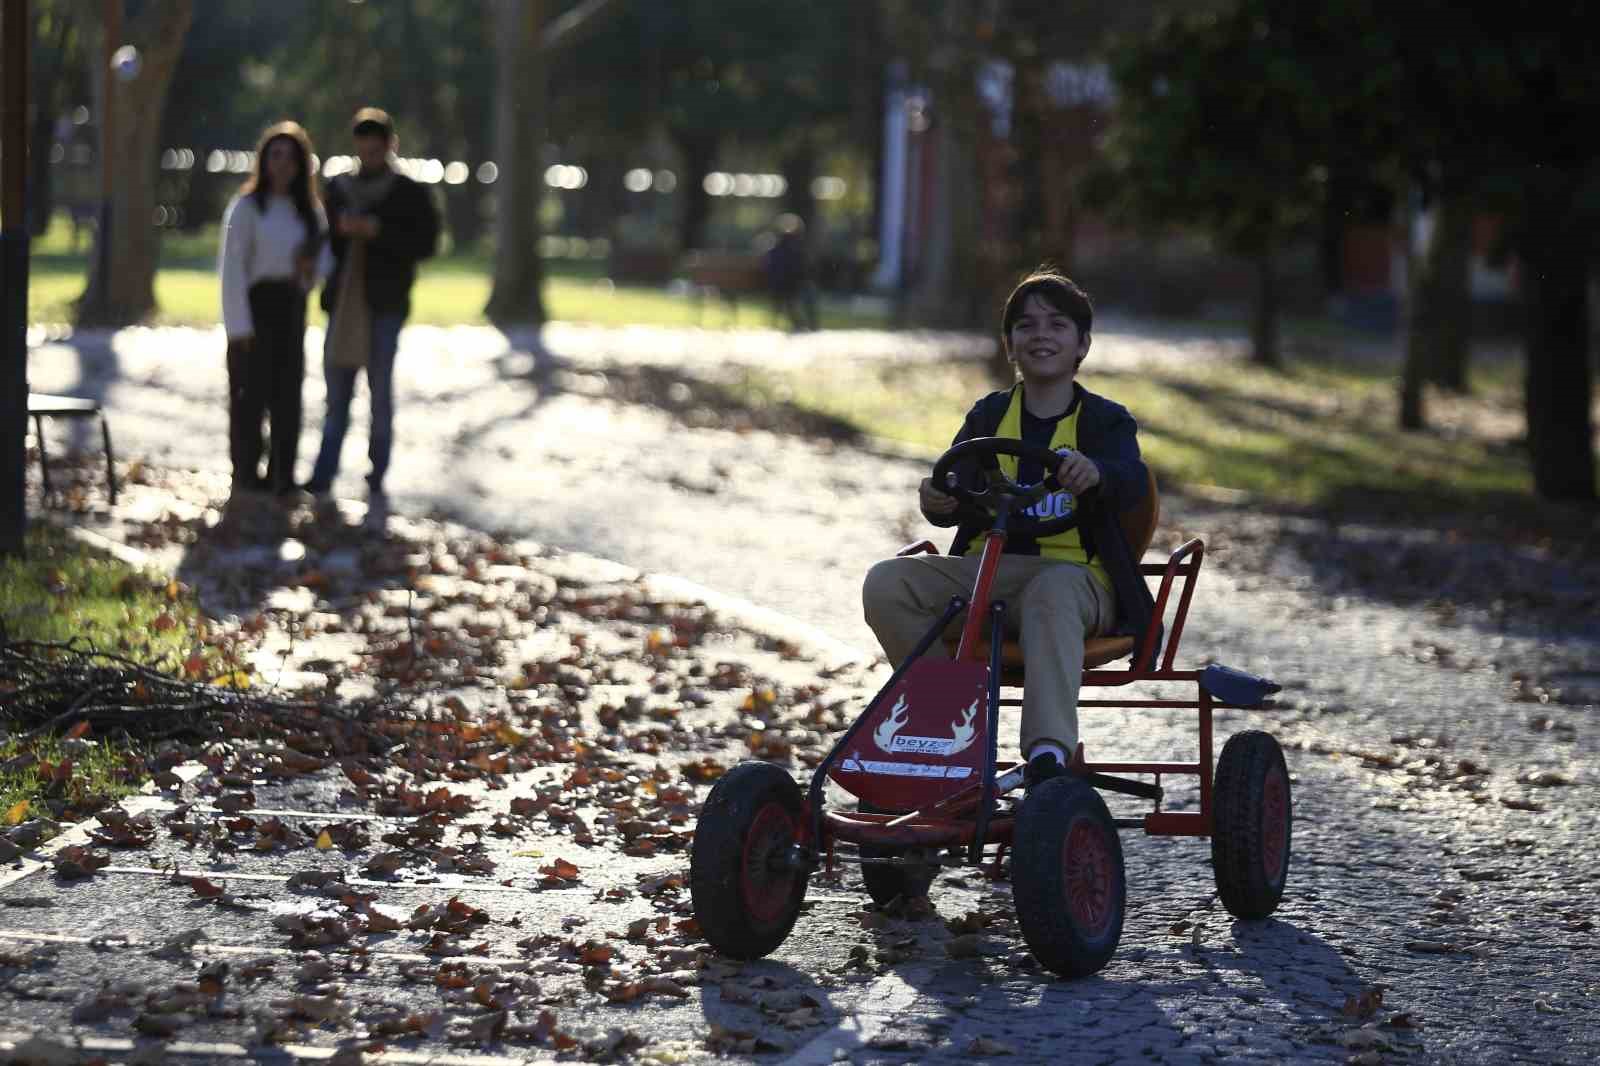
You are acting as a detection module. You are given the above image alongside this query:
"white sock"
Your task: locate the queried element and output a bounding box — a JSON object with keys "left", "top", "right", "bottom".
{"left": 1029, "top": 741, "right": 1068, "bottom": 766}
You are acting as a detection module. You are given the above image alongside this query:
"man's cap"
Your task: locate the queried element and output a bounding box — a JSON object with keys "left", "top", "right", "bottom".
{"left": 351, "top": 107, "right": 394, "bottom": 139}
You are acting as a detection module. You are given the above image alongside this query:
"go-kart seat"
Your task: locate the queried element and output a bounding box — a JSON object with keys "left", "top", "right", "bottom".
{"left": 922, "top": 467, "right": 1161, "bottom": 675}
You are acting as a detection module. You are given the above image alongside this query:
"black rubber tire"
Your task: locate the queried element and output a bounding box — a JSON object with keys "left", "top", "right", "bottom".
{"left": 1212, "top": 729, "right": 1292, "bottom": 919}
{"left": 857, "top": 803, "right": 937, "bottom": 906}
{"left": 690, "top": 761, "right": 809, "bottom": 960}
{"left": 1011, "top": 777, "right": 1126, "bottom": 979}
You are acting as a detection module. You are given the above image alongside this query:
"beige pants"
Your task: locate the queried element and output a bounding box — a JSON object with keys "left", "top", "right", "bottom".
{"left": 862, "top": 553, "right": 1115, "bottom": 756}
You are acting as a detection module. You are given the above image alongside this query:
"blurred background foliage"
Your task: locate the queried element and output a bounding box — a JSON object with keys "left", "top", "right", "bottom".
{"left": 10, "top": 0, "right": 1599, "bottom": 501}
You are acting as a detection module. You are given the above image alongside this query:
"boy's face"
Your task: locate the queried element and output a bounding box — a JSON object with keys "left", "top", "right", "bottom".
{"left": 1009, "top": 293, "right": 1090, "bottom": 386}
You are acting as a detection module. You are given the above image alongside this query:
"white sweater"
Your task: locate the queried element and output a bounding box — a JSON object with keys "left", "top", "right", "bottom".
{"left": 217, "top": 194, "right": 325, "bottom": 339}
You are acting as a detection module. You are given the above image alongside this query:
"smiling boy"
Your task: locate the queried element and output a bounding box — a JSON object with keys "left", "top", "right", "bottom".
{"left": 861, "top": 271, "right": 1156, "bottom": 789}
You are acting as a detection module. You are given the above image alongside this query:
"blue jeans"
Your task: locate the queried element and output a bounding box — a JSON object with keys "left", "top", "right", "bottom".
{"left": 308, "top": 312, "right": 404, "bottom": 494}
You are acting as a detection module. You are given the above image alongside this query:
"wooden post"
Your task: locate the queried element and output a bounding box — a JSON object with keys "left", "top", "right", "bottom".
{"left": 2, "top": 0, "right": 33, "bottom": 557}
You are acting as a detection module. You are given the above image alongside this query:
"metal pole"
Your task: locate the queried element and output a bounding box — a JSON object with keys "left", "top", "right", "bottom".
{"left": 2, "top": 0, "right": 33, "bottom": 557}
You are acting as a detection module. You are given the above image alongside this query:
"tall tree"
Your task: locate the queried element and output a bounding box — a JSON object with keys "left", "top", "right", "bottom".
{"left": 75, "top": 0, "right": 193, "bottom": 327}
{"left": 3, "top": 0, "right": 33, "bottom": 558}
{"left": 485, "top": 0, "right": 548, "bottom": 324}
{"left": 484, "top": 0, "right": 623, "bottom": 325}
{"left": 1089, "top": 3, "right": 1345, "bottom": 367}
{"left": 1326, "top": 4, "right": 1600, "bottom": 498}
{"left": 25, "top": 1, "right": 84, "bottom": 239}
{"left": 571, "top": 0, "right": 857, "bottom": 254}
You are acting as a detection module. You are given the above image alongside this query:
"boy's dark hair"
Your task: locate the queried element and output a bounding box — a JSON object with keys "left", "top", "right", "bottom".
{"left": 1000, "top": 270, "right": 1094, "bottom": 352}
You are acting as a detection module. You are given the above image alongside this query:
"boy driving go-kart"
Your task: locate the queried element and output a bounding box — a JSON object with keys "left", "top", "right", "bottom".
{"left": 862, "top": 271, "right": 1155, "bottom": 790}
{"left": 688, "top": 271, "right": 1287, "bottom": 980}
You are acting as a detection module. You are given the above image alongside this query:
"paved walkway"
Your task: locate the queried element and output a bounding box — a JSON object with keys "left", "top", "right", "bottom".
{"left": 6, "top": 321, "right": 1598, "bottom": 1063}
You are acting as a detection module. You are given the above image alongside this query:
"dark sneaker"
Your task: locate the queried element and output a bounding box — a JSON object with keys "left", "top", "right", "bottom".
{"left": 1025, "top": 752, "right": 1064, "bottom": 795}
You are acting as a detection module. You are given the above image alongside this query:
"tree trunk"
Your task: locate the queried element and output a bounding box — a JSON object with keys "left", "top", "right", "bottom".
{"left": 1521, "top": 218, "right": 1597, "bottom": 503}
{"left": 1423, "top": 191, "right": 1472, "bottom": 392}
{"left": 1400, "top": 193, "right": 1429, "bottom": 431}
{"left": 906, "top": 3, "right": 984, "bottom": 335}
{"left": 76, "top": 0, "right": 193, "bottom": 328}
{"left": 3, "top": 0, "right": 33, "bottom": 558}
{"left": 1250, "top": 248, "right": 1282, "bottom": 369}
{"left": 672, "top": 130, "right": 717, "bottom": 253}
{"left": 484, "top": 0, "right": 548, "bottom": 326}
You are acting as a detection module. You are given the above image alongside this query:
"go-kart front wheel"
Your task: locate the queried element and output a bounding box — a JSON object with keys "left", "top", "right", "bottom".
{"left": 1212, "top": 730, "right": 1292, "bottom": 919}
{"left": 690, "top": 761, "right": 810, "bottom": 960}
{"left": 1011, "top": 777, "right": 1126, "bottom": 979}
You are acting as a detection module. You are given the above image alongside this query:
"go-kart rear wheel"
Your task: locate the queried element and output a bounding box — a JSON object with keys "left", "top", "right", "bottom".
{"left": 690, "top": 761, "right": 810, "bottom": 960}
{"left": 1011, "top": 777, "right": 1125, "bottom": 979}
{"left": 858, "top": 803, "right": 937, "bottom": 906}
{"left": 1211, "top": 730, "right": 1292, "bottom": 919}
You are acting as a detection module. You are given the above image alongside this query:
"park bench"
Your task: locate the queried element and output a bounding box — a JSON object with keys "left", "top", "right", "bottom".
{"left": 27, "top": 392, "right": 118, "bottom": 506}
{"left": 681, "top": 250, "right": 768, "bottom": 324}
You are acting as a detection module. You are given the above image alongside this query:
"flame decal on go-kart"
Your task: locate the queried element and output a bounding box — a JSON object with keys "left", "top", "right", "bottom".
{"left": 872, "top": 694, "right": 911, "bottom": 751}
{"left": 947, "top": 699, "right": 978, "bottom": 754}
{"left": 872, "top": 694, "right": 981, "bottom": 757}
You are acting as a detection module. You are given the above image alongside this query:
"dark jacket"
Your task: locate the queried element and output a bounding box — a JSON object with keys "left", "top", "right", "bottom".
{"left": 929, "top": 383, "right": 1159, "bottom": 663}
{"left": 321, "top": 170, "right": 440, "bottom": 318}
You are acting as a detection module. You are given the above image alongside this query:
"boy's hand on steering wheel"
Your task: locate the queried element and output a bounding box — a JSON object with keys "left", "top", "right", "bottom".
{"left": 919, "top": 476, "right": 960, "bottom": 515}
{"left": 1054, "top": 449, "right": 1101, "bottom": 495}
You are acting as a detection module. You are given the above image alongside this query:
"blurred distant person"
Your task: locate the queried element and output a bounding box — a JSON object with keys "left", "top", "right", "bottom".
{"left": 304, "top": 107, "right": 440, "bottom": 517}
{"left": 218, "top": 120, "right": 325, "bottom": 501}
{"left": 766, "top": 213, "right": 819, "bottom": 332}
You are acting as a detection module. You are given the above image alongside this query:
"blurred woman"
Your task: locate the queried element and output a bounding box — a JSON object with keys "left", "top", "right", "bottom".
{"left": 218, "top": 121, "right": 325, "bottom": 499}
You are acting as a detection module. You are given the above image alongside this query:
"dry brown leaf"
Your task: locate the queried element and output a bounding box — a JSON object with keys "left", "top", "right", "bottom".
{"left": 53, "top": 846, "right": 111, "bottom": 879}
{"left": 967, "top": 1036, "right": 1014, "bottom": 1055}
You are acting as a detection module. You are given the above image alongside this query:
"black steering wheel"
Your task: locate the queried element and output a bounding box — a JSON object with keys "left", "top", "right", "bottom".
{"left": 930, "top": 436, "right": 1088, "bottom": 538}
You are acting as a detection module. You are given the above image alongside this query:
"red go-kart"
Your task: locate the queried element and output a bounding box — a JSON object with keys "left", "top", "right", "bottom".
{"left": 689, "top": 438, "right": 1289, "bottom": 978}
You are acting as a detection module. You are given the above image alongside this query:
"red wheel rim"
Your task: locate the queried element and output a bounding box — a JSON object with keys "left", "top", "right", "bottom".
{"left": 1063, "top": 817, "right": 1116, "bottom": 938}
{"left": 740, "top": 802, "right": 798, "bottom": 924}
{"left": 1261, "top": 763, "right": 1288, "bottom": 884}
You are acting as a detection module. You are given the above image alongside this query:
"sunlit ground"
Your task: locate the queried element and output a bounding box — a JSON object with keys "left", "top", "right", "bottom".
{"left": 730, "top": 347, "right": 1540, "bottom": 513}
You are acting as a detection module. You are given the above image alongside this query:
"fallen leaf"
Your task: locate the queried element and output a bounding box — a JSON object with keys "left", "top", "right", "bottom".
{"left": 967, "top": 1037, "right": 1014, "bottom": 1055}
{"left": 185, "top": 876, "right": 227, "bottom": 899}
{"left": 53, "top": 845, "right": 111, "bottom": 879}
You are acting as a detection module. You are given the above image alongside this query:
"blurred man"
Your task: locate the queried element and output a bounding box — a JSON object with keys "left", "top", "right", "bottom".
{"left": 765, "top": 213, "right": 819, "bottom": 332}
{"left": 304, "top": 107, "right": 439, "bottom": 518}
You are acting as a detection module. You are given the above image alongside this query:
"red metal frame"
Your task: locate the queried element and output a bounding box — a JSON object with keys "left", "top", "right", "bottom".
{"left": 819, "top": 533, "right": 1259, "bottom": 858}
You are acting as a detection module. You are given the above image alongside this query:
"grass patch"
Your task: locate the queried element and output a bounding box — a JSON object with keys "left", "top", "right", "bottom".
{"left": 0, "top": 524, "right": 229, "bottom": 824}
{"left": 728, "top": 351, "right": 1535, "bottom": 516}
{"left": 0, "top": 523, "right": 207, "bottom": 656}
{"left": 25, "top": 217, "right": 891, "bottom": 331}
{"left": 0, "top": 733, "right": 145, "bottom": 826}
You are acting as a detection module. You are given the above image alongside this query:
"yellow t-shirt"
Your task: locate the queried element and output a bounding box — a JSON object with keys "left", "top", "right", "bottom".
{"left": 993, "top": 384, "right": 1112, "bottom": 594}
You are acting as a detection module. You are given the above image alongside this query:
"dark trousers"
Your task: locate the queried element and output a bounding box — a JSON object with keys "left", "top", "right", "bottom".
{"left": 227, "top": 280, "right": 307, "bottom": 493}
